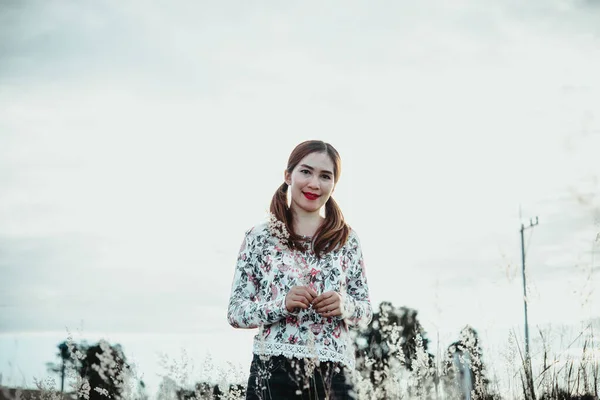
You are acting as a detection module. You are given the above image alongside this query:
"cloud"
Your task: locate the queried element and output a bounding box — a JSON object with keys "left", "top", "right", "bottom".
{"left": 0, "top": 0, "right": 599, "bottom": 354}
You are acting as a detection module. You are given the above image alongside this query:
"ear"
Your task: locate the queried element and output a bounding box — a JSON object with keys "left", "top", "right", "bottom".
{"left": 284, "top": 170, "right": 291, "bottom": 186}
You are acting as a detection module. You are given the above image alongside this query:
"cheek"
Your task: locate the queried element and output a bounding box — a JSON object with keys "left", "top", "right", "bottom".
{"left": 292, "top": 175, "right": 309, "bottom": 187}
{"left": 323, "top": 182, "right": 335, "bottom": 194}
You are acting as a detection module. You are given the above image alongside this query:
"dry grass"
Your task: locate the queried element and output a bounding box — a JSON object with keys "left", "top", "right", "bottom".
{"left": 1, "top": 318, "right": 597, "bottom": 400}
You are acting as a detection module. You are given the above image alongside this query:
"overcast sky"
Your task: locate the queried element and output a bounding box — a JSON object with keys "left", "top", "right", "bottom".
{"left": 1, "top": 0, "right": 600, "bottom": 396}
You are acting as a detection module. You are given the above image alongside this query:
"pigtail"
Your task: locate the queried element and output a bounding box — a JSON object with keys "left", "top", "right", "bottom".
{"left": 269, "top": 182, "right": 294, "bottom": 247}
{"left": 313, "top": 197, "right": 349, "bottom": 257}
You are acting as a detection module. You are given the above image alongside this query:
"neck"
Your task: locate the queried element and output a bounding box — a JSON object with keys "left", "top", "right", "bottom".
{"left": 291, "top": 207, "right": 324, "bottom": 236}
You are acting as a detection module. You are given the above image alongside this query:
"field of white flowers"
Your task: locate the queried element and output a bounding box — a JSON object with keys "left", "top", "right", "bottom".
{"left": 1, "top": 313, "right": 598, "bottom": 400}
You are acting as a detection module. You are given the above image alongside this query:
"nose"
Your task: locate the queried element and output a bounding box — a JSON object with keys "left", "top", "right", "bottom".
{"left": 308, "top": 175, "right": 320, "bottom": 190}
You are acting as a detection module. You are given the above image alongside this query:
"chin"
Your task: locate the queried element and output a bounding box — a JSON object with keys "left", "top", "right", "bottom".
{"left": 299, "top": 205, "right": 322, "bottom": 214}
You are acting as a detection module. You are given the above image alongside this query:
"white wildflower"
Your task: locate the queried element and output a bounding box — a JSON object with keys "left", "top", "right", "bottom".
{"left": 268, "top": 212, "right": 314, "bottom": 287}
{"left": 267, "top": 211, "right": 290, "bottom": 245}
{"left": 66, "top": 330, "right": 86, "bottom": 361}
{"left": 93, "top": 387, "right": 110, "bottom": 397}
{"left": 33, "top": 376, "right": 63, "bottom": 400}
{"left": 306, "top": 330, "right": 319, "bottom": 363}
{"left": 77, "top": 378, "right": 91, "bottom": 400}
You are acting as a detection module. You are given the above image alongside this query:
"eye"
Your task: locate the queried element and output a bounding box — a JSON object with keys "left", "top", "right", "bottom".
{"left": 321, "top": 175, "right": 332, "bottom": 180}
{"left": 300, "top": 169, "right": 311, "bottom": 175}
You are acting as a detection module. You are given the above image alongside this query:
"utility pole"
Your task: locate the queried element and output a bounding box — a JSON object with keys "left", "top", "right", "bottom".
{"left": 521, "top": 215, "right": 538, "bottom": 400}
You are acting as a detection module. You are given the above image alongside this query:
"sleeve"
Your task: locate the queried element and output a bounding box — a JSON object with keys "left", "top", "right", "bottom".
{"left": 339, "top": 231, "right": 373, "bottom": 329}
{"left": 227, "top": 228, "right": 293, "bottom": 329}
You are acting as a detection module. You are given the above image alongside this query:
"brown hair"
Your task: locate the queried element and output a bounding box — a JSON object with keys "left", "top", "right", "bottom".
{"left": 269, "top": 140, "right": 350, "bottom": 257}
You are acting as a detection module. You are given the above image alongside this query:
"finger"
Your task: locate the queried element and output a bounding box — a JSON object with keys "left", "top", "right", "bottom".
{"left": 313, "top": 299, "right": 325, "bottom": 311}
{"left": 318, "top": 303, "right": 338, "bottom": 313}
{"left": 312, "top": 292, "right": 328, "bottom": 306}
{"left": 318, "top": 308, "right": 335, "bottom": 317}
{"left": 318, "top": 298, "right": 338, "bottom": 307}
{"left": 293, "top": 295, "right": 311, "bottom": 307}
{"left": 315, "top": 304, "right": 327, "bottom": 313}
{"left": 306, "top": 287, "right": 318, "bottom": 298}
{"left": 314, "top": 299, "right": 337, "bottom": 312}
{"left": 286, "top": 300, "right": 302, "bottom": 312}
{"left": 306, "top": 287, "right": 319, "bottom": 301}
{"left": 290, "top": 288, "right": 308, "bottom": 302}
{"left": 303, "top": 297, "right": 314, "bottom": 307}
{"left": 299, "top": 288, "right": 316, "bottom": 302}
{"left": 295, "top": 286, "right": 315, "bottom": 294}
{"left": 313, "top": 291, "right": 334, "bottom": 308}
{"left": 291, "top": 299, "right": 309, "bottom": 309}
{"left": 321, "top": 308, "right": 341, "bottom": 317}
{"left": 318, "top": 291, "right": 334, "bottom": 302}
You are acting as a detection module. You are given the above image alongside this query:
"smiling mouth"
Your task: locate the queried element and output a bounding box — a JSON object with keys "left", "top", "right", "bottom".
{"left": 303, "top": 192, "right": 320, "bottom": 200}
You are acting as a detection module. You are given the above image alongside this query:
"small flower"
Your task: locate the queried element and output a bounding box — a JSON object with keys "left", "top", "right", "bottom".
{"left": 247, "top": 274, "right": 258, "bottom": 286}
{"left": 333, "top": 325, "right": 341, "bottom": 338}
{"left": 260, "top": 262, "right": 271, "bottom": 273}
{"left": 309, "top": 323, "right": 323, "bottom": 335}
{"left": 341, "top": 256, "right": 349, "bottom": 272}
{"left": 277, "top": 263, "right": 290, "bottom": 272}
{"left": 288, "top": 335, "right": 299, "bottom": 344}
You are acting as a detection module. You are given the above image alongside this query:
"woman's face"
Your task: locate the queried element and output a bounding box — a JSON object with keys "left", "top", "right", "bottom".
{"left": 285, "top": 152, "right": 336, "bottom": 215}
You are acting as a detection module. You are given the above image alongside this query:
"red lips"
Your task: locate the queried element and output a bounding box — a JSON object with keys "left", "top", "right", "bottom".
{"left": 303, "top": 192, "right": 320, "bottom": 200}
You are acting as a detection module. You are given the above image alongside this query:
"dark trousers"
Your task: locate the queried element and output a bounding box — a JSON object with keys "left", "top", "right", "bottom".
{"left": 245, "top": 354, "right": 355, "bottom": 400}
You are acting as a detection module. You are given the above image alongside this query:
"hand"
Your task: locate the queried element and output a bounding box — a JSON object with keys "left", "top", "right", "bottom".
{"left": 285, "top": 286, "right": 318, "bottom": 313}
{"left": 312, "top": 291, "right": 342, "bottom": 317}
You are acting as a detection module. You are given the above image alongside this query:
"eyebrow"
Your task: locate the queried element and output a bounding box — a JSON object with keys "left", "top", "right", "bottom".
{"left": 300, "top": 164, "right": 334, "bottom": 176}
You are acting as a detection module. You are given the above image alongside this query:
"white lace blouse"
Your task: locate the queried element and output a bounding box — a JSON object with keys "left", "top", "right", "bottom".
{"left": 227, "top": 222, "right": 373, "bottom": 369}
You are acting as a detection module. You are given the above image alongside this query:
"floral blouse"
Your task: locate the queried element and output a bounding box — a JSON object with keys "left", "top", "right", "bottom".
{"left": 227, "top": 222, "right": 372, "bottom": 369}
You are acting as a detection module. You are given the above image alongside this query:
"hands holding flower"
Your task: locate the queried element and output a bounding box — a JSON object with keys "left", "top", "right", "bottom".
{"left": 312, "top": 291, "right": 343, "bottom": 317}
{"left": 285, "top": 286, "right": 343, "bottom": 317}
{"left": 285, "top": 286, "right": 318, "bottom": 312}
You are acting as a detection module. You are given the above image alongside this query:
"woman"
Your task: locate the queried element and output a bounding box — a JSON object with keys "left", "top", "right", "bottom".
{"left": 227, "top": 140, "right": 372, "bottom": 399}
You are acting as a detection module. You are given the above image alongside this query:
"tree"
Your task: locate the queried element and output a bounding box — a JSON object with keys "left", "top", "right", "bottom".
{"left": 355, "top": 302, "right": 434, "bottom": 367}
{"left": 354, "top": 302, "right": 436, "bottom": 396}
{"left": 46, "top": 341, "right": 78, "bottom": 394}
{"left": 77, "top": 340, "right": 132, "bottom": 400}
{"left": 48, "top": 339, "right": 138, "bottom": 400}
